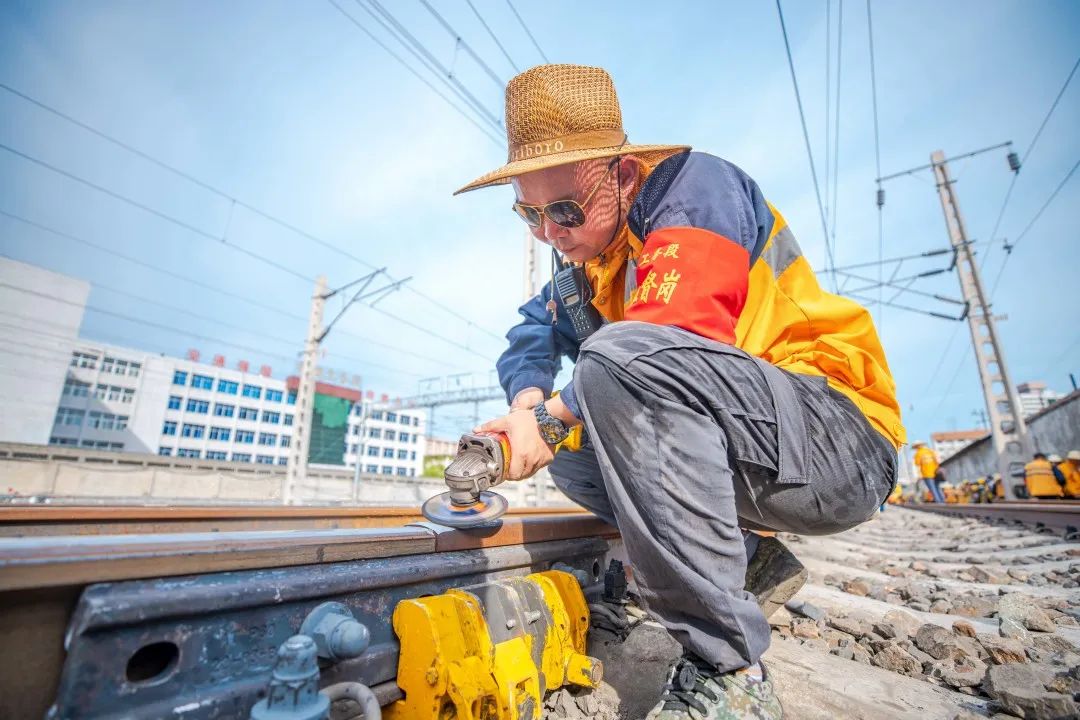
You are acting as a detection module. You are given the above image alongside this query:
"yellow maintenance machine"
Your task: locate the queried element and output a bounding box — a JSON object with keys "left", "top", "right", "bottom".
{"left": 384, "top": 569, "right": 602, "bottom": 720}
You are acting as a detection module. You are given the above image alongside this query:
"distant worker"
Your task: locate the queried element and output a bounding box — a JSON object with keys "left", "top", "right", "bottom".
{"left": 1024, "top": 452, "right": 1064, "bottom": 499}
{"left": 990, "top": 472, "right": 1004, "bottom": 501}
{"left": 1048, "top": 454, "right": 1067, "bottom": 490}
{"left": 1061, "top": 451, "right": 1080, "bottom": 498}
{"left": 912, "top": 441, "right": 946, "bottom": 503}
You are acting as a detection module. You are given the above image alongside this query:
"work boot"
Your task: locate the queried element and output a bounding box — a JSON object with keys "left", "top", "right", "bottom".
{"left": 645, "top": 654, "right": 783, "bottom": 720}
{"left": 743, "top": 535, "right": 807, "bottom": 621}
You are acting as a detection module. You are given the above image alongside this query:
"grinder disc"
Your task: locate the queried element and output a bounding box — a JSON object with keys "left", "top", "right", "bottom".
{"left": 421, "top": 490, "right": 509, "bottom": 529}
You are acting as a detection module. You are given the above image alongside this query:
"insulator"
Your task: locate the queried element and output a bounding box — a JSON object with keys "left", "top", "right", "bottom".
{"left": 876, "top": 188, "right": 885, "bottom": 208}
{"left": 1007, "top": 151, "right": 1020, "bottom": 173}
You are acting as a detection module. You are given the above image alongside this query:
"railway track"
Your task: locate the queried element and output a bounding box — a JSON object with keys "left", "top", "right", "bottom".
{"left": 0, "top": 504, "right": 1076, "bottom": 719}
{"left": 905, "top": 500, "right": 1080, "bottom": 535}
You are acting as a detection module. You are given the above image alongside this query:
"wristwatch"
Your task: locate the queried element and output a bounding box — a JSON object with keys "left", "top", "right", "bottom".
{"left": 533, "top": 403, "right": 570, "bottom": 445}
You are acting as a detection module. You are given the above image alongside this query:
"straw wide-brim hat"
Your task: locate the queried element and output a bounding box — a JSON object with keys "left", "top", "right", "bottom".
{"left": 455, "top": 64, "right": 690, "bottom": 195}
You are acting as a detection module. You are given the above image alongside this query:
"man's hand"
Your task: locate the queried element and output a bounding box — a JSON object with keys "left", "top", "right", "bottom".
{"left": 510, "top": 387, "right": 545, "bottom": 411}
{"left": 475, "top": 408, "right": 554, "bottom": 480}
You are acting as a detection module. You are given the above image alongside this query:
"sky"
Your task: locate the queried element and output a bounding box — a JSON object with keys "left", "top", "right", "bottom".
{"left": 0, "top": 0, "right": 1077, "bottom": 445}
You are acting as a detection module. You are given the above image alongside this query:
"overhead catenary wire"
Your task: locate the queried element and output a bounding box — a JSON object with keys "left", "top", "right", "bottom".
{"left": 504, "top": 0, "right": 549, "bottom": 63}
{"left": 324, "top": 0, "right": 503, "bottom": 146}
{"left": 775, "top": 0, "right": 838, "bottom": 290}
{"left": 357, "top": 0, "right": 504, "bottom": 131}
{"left": 418, "top": 0, "right": 508, "bottom": 89}
{"left": 464, "top": 0, "right": 520, "bottom": 74}
{"left": 982, "top": 55, "right": 1080, "bottom": 271}
{"left": 1, "top": 77, "right": 506, "bottom": 345}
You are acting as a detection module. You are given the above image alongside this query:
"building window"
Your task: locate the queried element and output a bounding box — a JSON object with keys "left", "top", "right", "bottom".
{"left": 284, "top": 414, "right": 294, "bottom": 426}
{"left": 409, "top": 468, "right": 416, "bottom": 476}
{"left": 158, "top": 447, "right": 172, "bottom": 456}
{"left": 280, "top": 436, "right": 291, "bottom": 448}
{"left": 235, "top": 430, "right": 255, "bottom": 444}
{"left": 55, "top": 408, "right": 85, "bottom": 426}
{"left": 217, "top": 379, "right": 239, "bottom": 395}
{"left": 370, "top": 411, "right": 383, "bottom": 421}
{"left": 262, "top": 411, "right": 280, "bottom": 424}
{"left": 348, "top": 443, "right": 358, "bottom": 454}
{"left": 368, "top": 428, "right": 381, "bottom": 439}
{"left": 396, "top": 467, "right": 408, "bottom": 476}
{"left": 238, "top": 407, "right": 258, "bottom": 421}
{"left": 410, "top": 451, "right": 416, "bottom": 460}
{"left": 206, "top": 450, "right": 227, "bottom": 460}
{"left": 162, "top": 421, "right": 178, "bottom": 436}
{"left": 231, "top": 452, "right": 252, "bottom": 462}
{"left": 173, "top": 370, "right": 188, "bottom": 385}
{"left": 209, "top": 426, "right": 231, "bottom": 441}
{"left": 382, "top": 448, "right": 394, "bottom": 458}
{"left": 116, "top": 415, "right": 129, "bottom": 431}
{"left": 381, "top": 465, "right": 393, "bottom": 475}
{"left": 114, "top": 359, "right": 129, "bottom": 375}
{"left": 93, "top": 384, "right": 107, "bottom": 400}
{"left": 121, "top": 388, "right": 135, "bottom": 403}
{"left": 72, "top": 351, "right": 99, "bottom": 369}
{"left": 367, "top": 446, "right": 379, "bottom": 457}
{"left": 397, "top": 449, "right": 408, "bottom": 460}
{"left": 256, "top": 455, "right": 274, "bottom": 465}
{"left": 413, "top": 417, "right": 419, "bottom": 427}
{"left": 400, "top": 414, "right": 411, "bottom": 425}
{"left": 182, "top": 423, "right": 205, "bottom": 439}
{"left": 386, "top": 412, "right": 397, "bottom": 423}
{"left": 191, "top": 374, "right": 213, "bottom": 390}
{"left": 277, "top": 457, "right": 288, "bottom": 466}
{"left": 385, "top": 430, "right": 396, "bottom": 441}
{"left": 107, "top": 385, "right": 121, "bottom": 401}
{"left": 186, "top": 399, "right": 209, "bottom": 414}
{"left": 214, "top": 403, "right": 235, "bottom": 417}
{"left": 365, "top": 464, "right": 378, "bottom": 473}
{"left": 242, "top": 384, "right": 262, "bottom": 399}
{"left": 176, "top": 448, "right": 201, "bottom": 458}
{"left": 101, "top": 357, "right": 115, "bottom": 374}
{"left": 168, "top": 395, "right": 182, "bottom": 410}
{"left": 265, "top": 389, "right": 283, "bottom": 403}
{"left": 258, "top": 433, "right": 277, "bottom": 446}
{"left": 287, "top": 391, "right": 297, "bottom": 405}
{"left": 87, "top": 411, "right": 103, "bottom": 429}
{"left": 129, "top": 362, "right": 141, "bottom": 377}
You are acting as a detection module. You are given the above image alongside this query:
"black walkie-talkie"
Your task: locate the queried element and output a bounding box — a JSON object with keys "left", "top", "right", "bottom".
{"left": 552, "top": 250, "right": 603, "bottom": 341}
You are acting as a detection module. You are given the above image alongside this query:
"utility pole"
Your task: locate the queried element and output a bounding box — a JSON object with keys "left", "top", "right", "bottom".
{"left": 285, "top": 269, "right": 410, "bottom": 505}
{"left": 931, "top": 151, "right": 1032, "bottom": 498}
{"left": 285, "top": 275, "right": 327, "bottom": 505}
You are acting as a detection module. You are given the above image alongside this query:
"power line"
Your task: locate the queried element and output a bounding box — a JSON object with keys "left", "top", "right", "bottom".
{"left": 358, "top": 0, "right": 504, "bottom": 131}
{"left": 830, "top": 0, "right": 843, "bottom": 257}
{"left": 0, "top": 144, "right": 501, "bottom": 358}
{"left": 987, "top": 156, "right": 1079, "bottom": 298}
{"left": 866, "top": 0, "right": 884, "bottom": 325}
{"left": 415, "top": 0, "right": 508, "bottom": 88}
{"left": 775, "top": 0, "right": 837, "bottom": 290}
{"left": 982, "top": 54, "right": 1079, "bottom": 270}
{"left": 0, "top": 81, "right": 507, "bottom": 343}
{"left": 464, "top": 0, "right": 520, "bottom": 74}
{"left": 0, "top": 141, "right": 311, "bottom": 282}
{"left": 504, "top": 0, "right": 549, "bottom": 63}
{"left": 322, "top": 0, "right": 503, "bottom": 146}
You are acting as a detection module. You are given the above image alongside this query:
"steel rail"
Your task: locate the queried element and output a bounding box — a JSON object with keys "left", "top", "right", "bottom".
{"left": 906, "top": 501, "right": 1080, "bottom": 534}
{"left": 0, "top": 504, "right": 587, "bottom": 536}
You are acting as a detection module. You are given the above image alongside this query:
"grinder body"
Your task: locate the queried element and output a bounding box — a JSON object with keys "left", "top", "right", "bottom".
{"left": 421, "top": 431, "right": 512, "bottom": 528}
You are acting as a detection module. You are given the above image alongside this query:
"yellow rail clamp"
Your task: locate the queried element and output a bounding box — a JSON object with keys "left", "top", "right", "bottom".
{"left": 384, "top": 570, "right": 602, "bottom": 720}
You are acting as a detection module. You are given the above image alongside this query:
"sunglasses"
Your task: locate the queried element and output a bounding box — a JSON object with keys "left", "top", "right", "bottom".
{"left": 511, "top": 157, "right": 618, "bottom": 229}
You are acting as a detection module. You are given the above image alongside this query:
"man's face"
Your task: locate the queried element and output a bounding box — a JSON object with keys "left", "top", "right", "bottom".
{"left": 512, "top": 157, "right": 637, "bottom": 263}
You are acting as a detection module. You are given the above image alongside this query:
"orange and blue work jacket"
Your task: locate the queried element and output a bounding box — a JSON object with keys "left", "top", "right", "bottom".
{"left": 497, "top": 151, "right": 905, "bottom": 449}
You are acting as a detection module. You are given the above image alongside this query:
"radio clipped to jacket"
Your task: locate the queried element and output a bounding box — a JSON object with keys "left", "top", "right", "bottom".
{"left": 552, "top": 251, "right": 603, "bottom": 341}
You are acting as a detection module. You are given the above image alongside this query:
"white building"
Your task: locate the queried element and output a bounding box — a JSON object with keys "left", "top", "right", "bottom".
{"left": 1017, "top": 382, "right": 1061, "bottom": 419}
{"left": 931, "top": 429, "right": 988, "bottom": 463}
{"left": 47, "top": 340, "right": 425, "bottom": 477}
{"left": 0, "top": 258, "right": 89, "bottom": 444}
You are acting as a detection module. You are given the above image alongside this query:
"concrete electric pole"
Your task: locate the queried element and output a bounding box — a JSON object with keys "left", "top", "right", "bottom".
{"left": 285, "top": 275, "right": 327, "bottom": 504}
{"left": 930, "top": 151, "right": 1032, "bottom": 498}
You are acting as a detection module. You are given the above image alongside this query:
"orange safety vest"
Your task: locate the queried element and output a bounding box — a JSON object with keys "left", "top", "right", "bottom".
{"left": 913, "top": 446, "right": 939, "bottom": 480}
{"left": 1058, "top": 460, "right": 1080, "bottom": 498}
{"left": 1024, "top": 459, "right": 1063, "bottom": 498}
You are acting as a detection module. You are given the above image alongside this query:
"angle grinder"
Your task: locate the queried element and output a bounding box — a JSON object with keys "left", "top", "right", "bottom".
{"left": 421, "top": 431, "right": 512, "bottom": 529}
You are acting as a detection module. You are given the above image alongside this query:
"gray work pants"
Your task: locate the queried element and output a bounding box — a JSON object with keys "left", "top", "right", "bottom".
{"left": 551, "top": 322, "right": 896, "bottom": 672}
